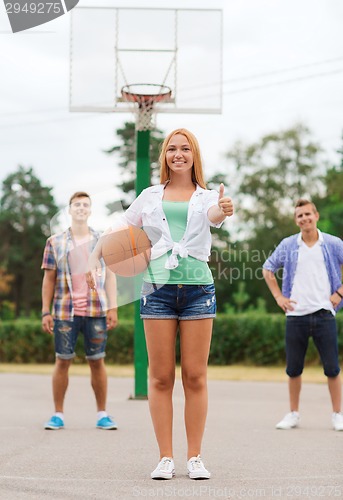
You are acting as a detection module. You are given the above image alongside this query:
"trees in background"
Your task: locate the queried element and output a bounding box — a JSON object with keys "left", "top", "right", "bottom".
{"left": 211, "top": 123, "right": 333, "bottom": 311}
{"left": 1, "top": 123, "right": 341, "bottom": 317}
{"left": 226, "top": 123, "right": 325, "bottom": 242}
{"left": 0, "top": 166, "right": 58, "bottom": 316}
{"left": 107, "top": 121, "right": 342, "bottom": 313}
{"left": 315, "top": 135, "right": 343, "bottom": 238}
{"left": 104, "top": 122, "right": 165, "bottom": 208}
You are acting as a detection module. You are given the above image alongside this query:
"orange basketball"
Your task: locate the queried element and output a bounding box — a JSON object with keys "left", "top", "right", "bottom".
{"left": 102, "top": 226, "right": 151, "bottom": 277}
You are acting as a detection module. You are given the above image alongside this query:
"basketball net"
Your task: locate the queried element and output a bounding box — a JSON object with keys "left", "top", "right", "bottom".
{"left": 135, "top": 99, "right": 155, "bottom": 132}
{"left": 121, "top": 84, "right": 172, "bottom": 132}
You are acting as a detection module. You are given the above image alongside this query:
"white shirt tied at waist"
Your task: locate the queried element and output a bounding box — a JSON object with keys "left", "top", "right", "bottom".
{"left": 165, "top": 242, "right": 189, "bottom": 270}
{"left": 110, "top": 183, "right": 224, "bottom": 270}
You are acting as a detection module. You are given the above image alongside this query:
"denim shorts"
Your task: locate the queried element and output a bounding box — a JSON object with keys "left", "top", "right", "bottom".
{"left": 140, "top": 282, "right": 216, "bottom": 320}
{"left": 54, "top": 316, "right": 107, "bottom": 361}
{"left": 285, "top": 309, "right": 340, "bottom": 378}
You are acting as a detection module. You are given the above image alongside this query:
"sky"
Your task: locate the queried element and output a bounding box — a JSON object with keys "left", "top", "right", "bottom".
{"left": 1, "top": 0, "right": 343, "bottom": 231}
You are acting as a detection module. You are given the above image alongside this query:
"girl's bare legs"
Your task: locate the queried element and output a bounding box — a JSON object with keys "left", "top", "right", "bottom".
{"left": 144, "top": 319, "right": 178, "bottom": 458}
{"left": 179, "top": 319, "right": 213, "bottom": 459}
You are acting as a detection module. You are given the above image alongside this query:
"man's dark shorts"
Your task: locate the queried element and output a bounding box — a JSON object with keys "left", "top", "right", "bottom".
{"left": 286, "top": 309, "right": 340, "bottom": 378}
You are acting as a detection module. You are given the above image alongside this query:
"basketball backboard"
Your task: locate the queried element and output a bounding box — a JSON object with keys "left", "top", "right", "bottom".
{"left": 69, "top": 6, "right": 223, "bottom": 115}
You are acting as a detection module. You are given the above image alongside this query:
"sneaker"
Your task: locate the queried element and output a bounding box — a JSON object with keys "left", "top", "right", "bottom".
{"left": 187, "top": 455, "right": 211, "bottom": 479}
{"left": 44, "top": 415, "right": 64, "bottom": 430}
{"left": 276, "top": 411, "right": 300, "bottom": 430}
{"left": 96, "top": 416, "right": 118, "bottom": 430}
{"left": 151, "top": 457, "right": 175, "bottom": 480}
{"left": 332, "top": 412, "right": 343, "bottom": 431}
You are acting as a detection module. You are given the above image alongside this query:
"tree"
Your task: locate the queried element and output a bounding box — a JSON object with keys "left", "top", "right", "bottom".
{"left": 206, "top": 172, "right": 238, "bottom": 311}
{"left": 227, "top": 123, "right": 325, "bottom": 241}
{"left": 0, "top": 266, "right": 13, "bottom": 296}
{"left": 104, "top": 122, "right": 165, "bottom": 208}
{"left": 315, "top": 132, "right": 343, "bottom": 238}
{"left": 212, "top": 123, "right": 327, "bottom": 311}
{"left": 0, "top": 166, "right": 58, "bottom": 316}
{"left": 0, "top": 266, "right": 14, "bottom": 319}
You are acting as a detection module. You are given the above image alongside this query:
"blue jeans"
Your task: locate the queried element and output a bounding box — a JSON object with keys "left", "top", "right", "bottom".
{"left": 54, "top": 316, "right": 107, "bottom": 361}
{"left": 286, "top": 309, "right": 340, "bottom": 378}
{"left": 140, "top": 282, "right": 216, "bottom": 320}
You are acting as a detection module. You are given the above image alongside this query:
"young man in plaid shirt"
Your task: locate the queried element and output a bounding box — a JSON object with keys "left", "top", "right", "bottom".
{"left": 41, "top": 191, "right": 118, "bottom": 430}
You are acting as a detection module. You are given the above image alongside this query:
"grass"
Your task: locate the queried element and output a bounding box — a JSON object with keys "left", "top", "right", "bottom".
{"left": 0, "top": 363, "right": 328, "bottom": 383}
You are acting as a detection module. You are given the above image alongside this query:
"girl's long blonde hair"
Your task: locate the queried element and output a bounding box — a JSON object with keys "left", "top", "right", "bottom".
{"left": 159, "top": 128, "right": 206, "bottom": 188}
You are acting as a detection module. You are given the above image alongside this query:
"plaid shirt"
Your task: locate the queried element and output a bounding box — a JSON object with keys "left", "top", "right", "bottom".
{"left": 263, "top": 230, "right": 343, "bottom": 312}
{"left": 41, "top": 228, "right": 108, "bottom": 320}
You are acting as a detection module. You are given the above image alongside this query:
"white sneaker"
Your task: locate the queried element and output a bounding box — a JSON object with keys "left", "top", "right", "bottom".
{"left": 187, "top": 455, "right": 211, "bottom": 479}
{"left": 332, "top": 412, "right": 343, "bottom": 431}
{"left": 151, "top": 457, "right": 175, "bottom": 479}
{"left": 276, "top": 411, "right": 300, "bottom": 429}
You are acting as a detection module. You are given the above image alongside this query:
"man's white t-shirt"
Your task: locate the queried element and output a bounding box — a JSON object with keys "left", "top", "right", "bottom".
{"left": 287, "top": 231, "right": 335, "bottom": 316}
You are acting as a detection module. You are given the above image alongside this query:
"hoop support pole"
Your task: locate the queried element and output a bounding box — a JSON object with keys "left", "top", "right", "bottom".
{"left": 133, "top": 129, "right": 150, "bottom": 399}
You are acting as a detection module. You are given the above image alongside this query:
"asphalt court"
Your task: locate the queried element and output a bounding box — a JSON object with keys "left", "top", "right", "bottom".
{"left": 0, "top": 373, "right": 342, "bottom": 499}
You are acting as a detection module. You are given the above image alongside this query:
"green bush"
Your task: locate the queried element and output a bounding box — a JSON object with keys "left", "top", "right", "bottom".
{"left": 0, "top": 313, "right": 342, "bottom": 365}
{"left": 0, "top": 319, "right": 55, "bottom": 363}
{"left": 212, "top": 312, "right": 343, "bottom": 365}
{"left": 0, "top": 319, "right": 134, "bottom": 364}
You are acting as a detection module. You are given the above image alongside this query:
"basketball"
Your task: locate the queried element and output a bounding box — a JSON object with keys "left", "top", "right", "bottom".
{"left": 102, "top": 226, "right": 151, "bottom": 277}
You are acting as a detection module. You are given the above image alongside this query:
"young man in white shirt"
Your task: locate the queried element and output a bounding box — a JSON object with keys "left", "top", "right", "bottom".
{"left": 263, "top": 199, "right": 343, "bottom": 431}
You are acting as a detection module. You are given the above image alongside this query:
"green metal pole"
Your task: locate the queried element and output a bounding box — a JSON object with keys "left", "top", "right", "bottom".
{"left": 134, "top": 129, "right": 150, "bottom": 398}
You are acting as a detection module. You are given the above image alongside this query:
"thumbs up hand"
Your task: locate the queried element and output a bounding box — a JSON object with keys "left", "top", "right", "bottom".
{"left": 218, "top": 183, "right": 234, "bottom": 217}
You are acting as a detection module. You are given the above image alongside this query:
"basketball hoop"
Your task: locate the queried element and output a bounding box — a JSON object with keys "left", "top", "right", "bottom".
{"left": 121, "top": 84, "right": 172, "bottom": 131}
